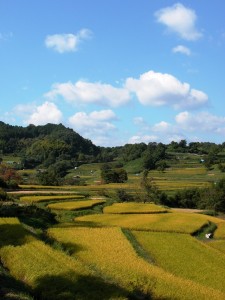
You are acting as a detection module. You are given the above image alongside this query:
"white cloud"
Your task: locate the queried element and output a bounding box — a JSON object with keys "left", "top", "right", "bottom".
{"left": 175, "top": 111, "right": 225, "bottom": 133}
{"left": 152, "top": 121, "right": 172, "bottom": 132}
{"left": 155, "top": 3, "right": 202, "bottom": 41}
{"left": 45, "top": 29, "right": 92, "bottom": 53}
{"left": 172, "top": 45, "right": 191, "bottom": 55}
{"left": 25, "top": 102, "right": 62, "bottom": 125}
{"left": 68, "top": 109, "right": 117, "bottom": 145}
{"left": 125, "top": 70, "right": 208, "bottom": 109}
{"left": 46, "top": 80, "right": 131, "bottom": 107}
{"left": 128, "top": 135, "right": 158, "bottom": 144}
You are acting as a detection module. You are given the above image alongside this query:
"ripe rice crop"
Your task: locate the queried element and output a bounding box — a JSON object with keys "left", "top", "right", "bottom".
{"left": 47, "top": 199, "right": 106, "bottom": 211}
{"left": 153, "top": 180, "right": 210, "bottom": 190}
{"left": 0, "top": 239, "right": 127, "bottom": 300}
{"left": 0, "top": 217, "right": 33, "bottom": 247}
{"left": 103, "top": 202, "right": 168, "bottom": 214}
{"left": 20, "top": 194, "right": 85, "bottom": 203}
{"left": 47, "top": 226, "right": 225, "bottom": 300}
{"left": 131, "top": 231, "right": 225, "bottom": 293}
{"left": 207, "top": 240, "right": 225, "bottom": 253}
{"left": 214, "top": 221, "right": 225, "bottom": 239}
{"left": 75, "top": 212, "right": 219, "bottom": 234}
{"left": 0, "top": 217, "right": 20, "bottom": 226}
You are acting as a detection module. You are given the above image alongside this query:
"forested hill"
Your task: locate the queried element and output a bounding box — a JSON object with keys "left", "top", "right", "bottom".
{"left": 0, "top": 121, "right": 100, "bottom": 167}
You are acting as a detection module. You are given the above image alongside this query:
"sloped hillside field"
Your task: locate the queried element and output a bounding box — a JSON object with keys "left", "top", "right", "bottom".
{"left": 1, "top": 200, "right": 225, "bottom": 299}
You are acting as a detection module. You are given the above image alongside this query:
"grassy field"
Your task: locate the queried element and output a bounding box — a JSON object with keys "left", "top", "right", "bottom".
{"left": 47, "top": 226, "right": 225, "bottom": 300}
{"left": 47, "top": 199, "right": 106, "bottom": 211}
{"left": 103, "top": 202, "right": 168, "bottom": 214}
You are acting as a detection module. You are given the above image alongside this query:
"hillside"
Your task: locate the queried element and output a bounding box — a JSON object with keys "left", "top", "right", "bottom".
{"left": 0, "top": 121, "right": 100, "bottom": 168}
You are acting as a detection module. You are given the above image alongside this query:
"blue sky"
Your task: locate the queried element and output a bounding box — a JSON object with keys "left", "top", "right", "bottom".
{"left": 0, "top": 0, "right": 225, "bottom": 146}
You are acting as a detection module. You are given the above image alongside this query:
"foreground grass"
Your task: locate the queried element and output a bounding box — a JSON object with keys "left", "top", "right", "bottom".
{"left": 131, "top": 231, "right": 225, "bottom": 293}
{"left": 47, "top": 199, "right": 106, "bottom": 211}
{"left": 103, "top": 202, "right": 168, "bottom": 214}
{"left": 48, "top": 226, "right": 225, "bottom": 300}
{"left": 75, "top": 212, "right": 220, "bottom": 234}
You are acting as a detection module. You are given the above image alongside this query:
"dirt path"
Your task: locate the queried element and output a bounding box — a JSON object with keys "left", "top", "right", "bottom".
{"left": 171, "top": 208, "right": 205, "bottom": 213}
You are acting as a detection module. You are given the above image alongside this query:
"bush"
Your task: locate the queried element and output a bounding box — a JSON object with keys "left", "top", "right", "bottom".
{"left": 0, "top": 188, "right": 8, "bottom": 201}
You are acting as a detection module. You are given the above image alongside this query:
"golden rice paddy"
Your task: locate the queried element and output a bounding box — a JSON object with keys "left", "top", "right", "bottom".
{"left": 47, "top": 199, "right": 106, "bottom": 210}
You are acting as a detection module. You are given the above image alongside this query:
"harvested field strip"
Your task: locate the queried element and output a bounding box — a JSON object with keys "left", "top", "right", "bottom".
{"left": 103, "top": 202, "right": 168, "bottom": 214}
{"left": 20, "top": 194, "right": 85, "bottom": 203}
{"left": 0, "top": 230, "right": 127, "bottom": 300}
{"left": 75, "top": 212, "right": 220, "bottom": 234}
{"left": 47, "top": 199, "right": 106, "bottom": 211}
{"left": 48, "top": 226, "right": 225, "bottom": 300}
{"left": 131, "top": 231, "right": 225, "bottom": 293}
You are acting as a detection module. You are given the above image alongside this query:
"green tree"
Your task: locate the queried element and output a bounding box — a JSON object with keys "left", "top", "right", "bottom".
{"left": 140, "top": 170, "right": 160, "bottom": 203}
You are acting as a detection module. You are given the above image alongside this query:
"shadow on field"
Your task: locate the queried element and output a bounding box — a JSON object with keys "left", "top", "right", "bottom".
{"left": 0, "top": 272, "right": 33, "bottom": 300}
{"left": 34, "top": 272, "right": 162, "bottom": 300}
{"left": 0, "top": 224, "right": 28, "bottom": 247}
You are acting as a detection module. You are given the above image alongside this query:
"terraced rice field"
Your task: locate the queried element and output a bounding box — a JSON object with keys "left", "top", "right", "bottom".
{"left": 48, "top": 226, "right": 225, "bottom": 300}
{"left": 19, "top": 194, "right": 85, "bottom": 203}
{"left": 131, "top": 231, "right": 225, "bottom": 293}
{"left": 0, "top": 218, "right": 127, "bottom": 300}
{"left": 75, "top": 212, "right": 220, "bottom": 234}
{"left": 103, "top": 202, "right": 168, "bottom": 214}
{"left": 47, "top": 199, "right": 106, "bottom": 211}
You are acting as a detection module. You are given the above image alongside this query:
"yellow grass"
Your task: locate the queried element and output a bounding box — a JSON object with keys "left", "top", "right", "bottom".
{"left": 20, "top": 194, "right": 85, "bottom": 203}
{"left": 48, "top": 226, "right": 225, "bottom": 300}
{"left": 131, "top": 231, "right": 225, "bottom": 293}
{"left": 103, "top": 202, "right": 168, "bottom": 214}
{"left": 47, "top": 199, "right": 106, "bottom": 211}
{"left": 75, "top": 212, "right": 220, "bottom": 234}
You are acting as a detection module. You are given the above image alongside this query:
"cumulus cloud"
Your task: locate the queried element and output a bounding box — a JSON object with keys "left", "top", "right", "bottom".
{"left": 172, "top": 45, "right": 191, "bottom": 55}
{"left": 175, "top": 111, "right": 225, "bottom": 133}
{"left": 25, "top": 102, "right": 62, "bottom": 125}
{"left": 46, "top": 80, "right": 131, "bottom": 107}
{"left": 45, "top": 29, "right": 92, "bottom": 53}
{"left": 125, "top": 70, "right": 208, "bottom": 109}
{"left": 152, "top": 121, "right": 172, "bottom": 132}
{"left": 68, "top": 109, "right": 117, "bottom": 145}
{"left": 155, "top": 3, "right": 202, "bottom": 41}
{"left": 128, "top": 135, "right": 158, "bottom": 144}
